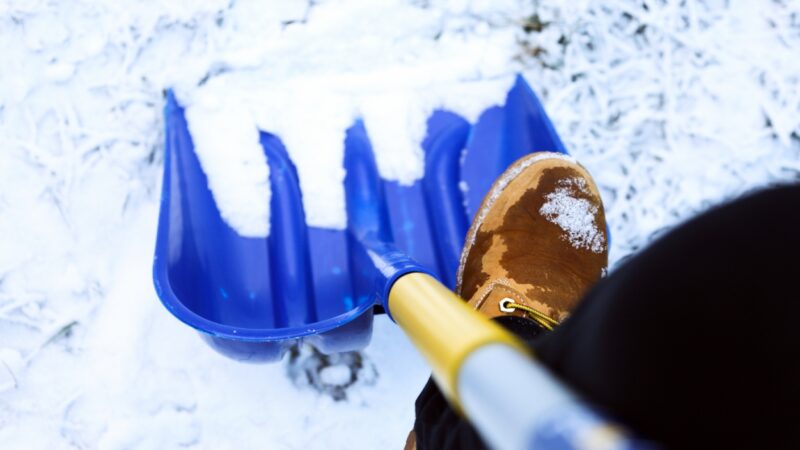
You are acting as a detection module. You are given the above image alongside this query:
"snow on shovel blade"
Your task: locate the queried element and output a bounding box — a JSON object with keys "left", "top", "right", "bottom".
{"left": 153, "top": 76, "right": 568, "bottom": 362}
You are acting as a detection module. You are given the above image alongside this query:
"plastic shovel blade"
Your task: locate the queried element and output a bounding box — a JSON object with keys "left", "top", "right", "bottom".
{"left": 153, "top": 75, "right": 571, "bottom": 362}
{"left": 154, "top": 93, "right": 374, "bottom": 362}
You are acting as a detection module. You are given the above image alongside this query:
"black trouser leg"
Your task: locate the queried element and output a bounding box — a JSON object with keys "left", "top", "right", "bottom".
{"left": 413, "top": 184, "right": 800, "bottom": 449}
{"left": 413, "top": 317, "right": 544, "bottom": 450}
{"left": 534, "top": 184, "right": 800, "bottom": 449}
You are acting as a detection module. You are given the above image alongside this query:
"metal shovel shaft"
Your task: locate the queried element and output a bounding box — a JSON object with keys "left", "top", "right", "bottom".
{"left": 387, "top": 272, "right": 651, "bottom": 450}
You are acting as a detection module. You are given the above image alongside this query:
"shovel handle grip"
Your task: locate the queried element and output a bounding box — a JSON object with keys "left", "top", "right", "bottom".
{"left": 387, "top": 272, "right": 527, "bottom": 406}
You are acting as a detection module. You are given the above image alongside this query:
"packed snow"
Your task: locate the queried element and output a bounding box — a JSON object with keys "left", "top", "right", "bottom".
{"left": 318, "top": 364, "right": 353, "bottom": 387}
{"left": 1, "top": 0, "right": 799, "bottom": 449}
{"left": 184, "top": 96, "right": 270, "bottom": 237}
{"left": 178, "top": 6, "right": 518, "bottom": 232}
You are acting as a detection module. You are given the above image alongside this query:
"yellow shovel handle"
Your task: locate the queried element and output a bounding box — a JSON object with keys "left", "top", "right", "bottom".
{"left": 388, "top": 272, "right": 529, "bottom": 409}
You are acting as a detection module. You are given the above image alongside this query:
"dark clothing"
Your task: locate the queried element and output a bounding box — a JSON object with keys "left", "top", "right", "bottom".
{"left": 413, "top": 184, "right": 800, "bottom": 450}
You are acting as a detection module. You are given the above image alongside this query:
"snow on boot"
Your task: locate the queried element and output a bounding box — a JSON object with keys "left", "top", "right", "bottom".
{"left": 458, "top": 152, "right": 608, "bottom": 327}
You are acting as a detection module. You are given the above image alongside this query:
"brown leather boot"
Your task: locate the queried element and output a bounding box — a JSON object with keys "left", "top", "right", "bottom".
{"left": 405, "top": 152, "right": 608, "bottom": 450}
{"left": 458, "top": 151, "right": 608, "bottom": 326}
{"left": 404, "top": 431, "right": 417, "bottom": 450}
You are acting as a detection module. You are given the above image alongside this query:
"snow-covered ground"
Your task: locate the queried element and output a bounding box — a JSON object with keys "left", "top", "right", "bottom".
{"left": 1, "top": 0, "right": 798, "bottom": 449}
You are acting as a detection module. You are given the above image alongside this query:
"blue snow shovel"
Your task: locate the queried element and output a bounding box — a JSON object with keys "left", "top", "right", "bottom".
{"left": 153, "top": 75, "right": 652, "bottom": 450}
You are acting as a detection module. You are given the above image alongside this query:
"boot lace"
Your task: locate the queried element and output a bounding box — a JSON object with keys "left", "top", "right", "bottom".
{"left": 499, "top": 298, "right": 559, "bottom": 331}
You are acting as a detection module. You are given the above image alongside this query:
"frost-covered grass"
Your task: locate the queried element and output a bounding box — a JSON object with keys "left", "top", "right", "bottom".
{"left": 0, "top": 1, "right": 798, "bottom": 449}
{"left": 519, "top": 0, "right": 800, "bottom": 257}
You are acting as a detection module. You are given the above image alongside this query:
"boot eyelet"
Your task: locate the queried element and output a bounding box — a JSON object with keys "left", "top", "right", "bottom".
{"left": 499, "top": 298, "right": 515, "bottom": 313}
